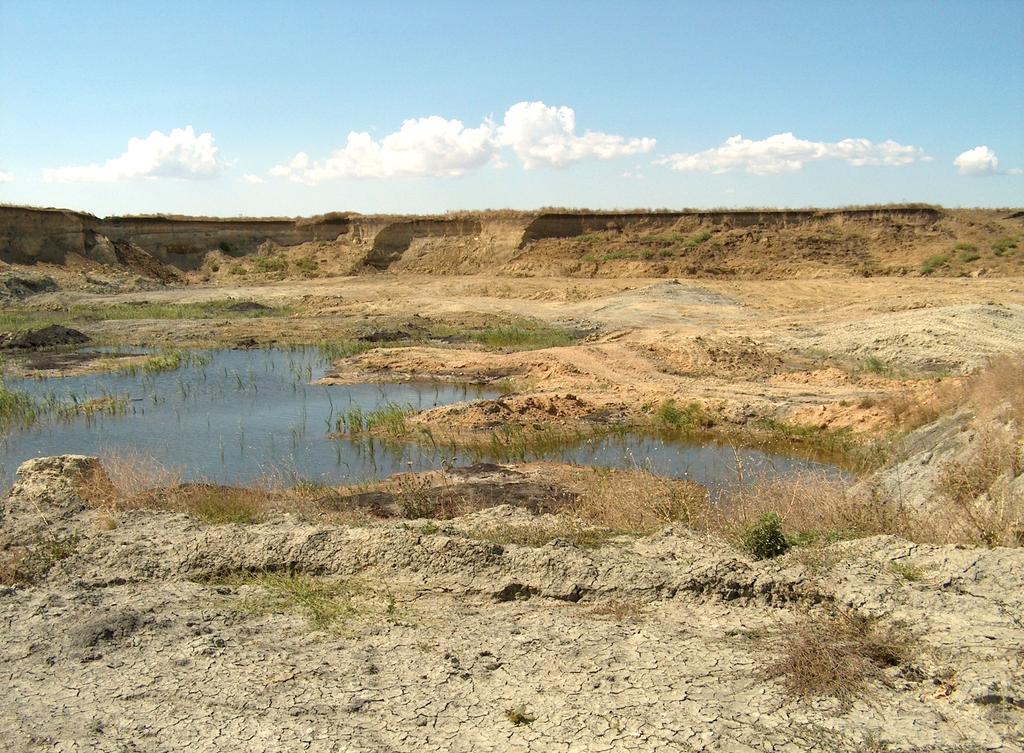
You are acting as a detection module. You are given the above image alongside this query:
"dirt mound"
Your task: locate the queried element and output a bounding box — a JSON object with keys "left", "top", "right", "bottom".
{"left": 0, "top": 324, "right": 90, "bottom": 351}
{"left": 792, "top": 303, "right": 1024, "bottom": 372}
{"left": 0, "top": 273, "right": 58, "bottom": 302}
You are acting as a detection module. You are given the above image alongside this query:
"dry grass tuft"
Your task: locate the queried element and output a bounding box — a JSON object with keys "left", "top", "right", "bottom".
{"left": 934, "top": 425, "right": 1023, "bottom": 546}
{"left": 564, "top": 466, "right": 709, "bottom": 533}
{"left": 763, "top": 609, "right": 917, "bottom": 704}
{"left": 710, "top": 473, "right": 913, "bottom": 551}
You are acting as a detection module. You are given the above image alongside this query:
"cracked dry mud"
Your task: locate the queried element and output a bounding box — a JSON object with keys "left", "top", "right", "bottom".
{"left": 2, "top": 457, "right": 1022, "bottom": 752}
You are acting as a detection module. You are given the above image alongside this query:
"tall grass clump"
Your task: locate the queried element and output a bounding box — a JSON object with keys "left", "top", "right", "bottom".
{"left": 336, "top": 402, "right": 413, "bottom": 436}
{"left": 0, "top": 378, "right": 39, "bottom": 431}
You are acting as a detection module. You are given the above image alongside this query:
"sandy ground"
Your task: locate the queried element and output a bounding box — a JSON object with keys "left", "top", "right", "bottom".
{"left": 22, "top": 274, "right": 1024, "bottom": 436}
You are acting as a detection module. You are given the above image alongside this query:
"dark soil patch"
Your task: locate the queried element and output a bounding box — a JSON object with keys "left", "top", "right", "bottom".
{"left": 0, "top": 325, "right": 90, "bottom": 351}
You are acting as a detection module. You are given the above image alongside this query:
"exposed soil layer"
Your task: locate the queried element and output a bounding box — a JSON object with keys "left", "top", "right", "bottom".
{"left": 3, "top": 205, "right": 1022, "bottom": 281}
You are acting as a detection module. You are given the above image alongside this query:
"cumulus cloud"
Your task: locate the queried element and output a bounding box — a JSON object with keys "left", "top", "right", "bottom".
{"left": 497, "top": 101, "right": 655, "bottom": 169}
{"left": 242, "top": 173, "right": 265, "bottom": 184}
{"left": 43, "top": 126, "right": 223, "bottom": 183}
{"left": 656, "top": 132, "right": 929, "bottom": 175}
{"left": 269, "top": 102, "right": 654, "bottom": 181}
{"left": 270, "top": 118, "right": 496, "bottom": 181}
{"left": 952, "top": 145, "right": 1017, "bottom": 176}
{"left": 0, "top": 170, "right": 13, "bottom": 183}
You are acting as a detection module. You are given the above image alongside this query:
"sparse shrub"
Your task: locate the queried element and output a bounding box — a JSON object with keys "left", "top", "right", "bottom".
{"left": 859, "top": 355, "right": 891, "bottom": 376}
{"left": 763, "top": 610, "right": 916, "bottom": 704}
{"left": 991, "top": 237, "right": 1017, "bottom": 256}
{"left": 685, "top": 230, "right": 713, "bottom": 246}
{"left": 953, "top": 242, "right": 977, "bottom": 252}
{"left": 920, "top": 254, "right": 949, "bottom": 275}
{"left": 217, "top": 241, "right": 232, "bottom": 253}
{"left": 292, "top": 256, "right": 319, "bottom": 276}
{"left": 742, "top": 512, "right": 791, "bottom": 559}
{"left": 250, "top": 254, "right": 288, "bottom": 274}
{"left": 959, "top": 249, "right": 981, "bottom": 263}
{"left": 209, "top": 262, "right": 220, "bottom": 273}
{"left": 0, "top": 534, "right": 77, "bottom": 586}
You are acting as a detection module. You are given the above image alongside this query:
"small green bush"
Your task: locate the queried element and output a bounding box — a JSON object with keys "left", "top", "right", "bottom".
{"left": 742, "top": 513, "right": 791, "bottom": 560}
{"left": 654, "top": 399, "right": 712, "bottom": 430}
{"left": 686, "top": 230, "right": 713, "bottom": 247}
{"left": 992, "top": 237, "right": 1017, "bottom": 256}
{"left": 959, "top": 249, "right": 981, "bottom": 263}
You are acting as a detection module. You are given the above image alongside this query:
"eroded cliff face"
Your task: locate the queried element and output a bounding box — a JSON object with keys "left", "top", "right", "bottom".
{"left": 96, "top": 216, "right": 351, "bottom": 269}
{"left": 0, "top": 207, "right": 95, "bottom": 265}
{"left": 2, "top": 205, "right": 1019, "bottom": 279}
{"left": 0, "top": 207, "right": 351, "bottom": 271}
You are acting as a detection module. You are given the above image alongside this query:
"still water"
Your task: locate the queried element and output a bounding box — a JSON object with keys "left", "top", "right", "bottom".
{"left": 0, "top": 348, "right": 841, "bottom": 490}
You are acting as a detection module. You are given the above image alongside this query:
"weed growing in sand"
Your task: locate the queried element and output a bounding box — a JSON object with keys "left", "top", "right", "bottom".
{"left": 505, "top": 705, "right": 536, "bottom": 726}
{"left": 229, "top": 574, "right": 372, "bottom": 629}
{"left": 763, "top": 609, "right": 917, "bottom": 704}
{"left": 889, "top": 562, "right": 929, "bottom": 582}
{"left": 292, "top": 256, "right": 319, "bottom": 276}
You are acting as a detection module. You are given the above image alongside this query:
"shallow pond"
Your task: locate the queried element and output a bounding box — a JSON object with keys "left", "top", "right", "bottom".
{"left": 1, "top": 348, "right": 843, "bottom": 491}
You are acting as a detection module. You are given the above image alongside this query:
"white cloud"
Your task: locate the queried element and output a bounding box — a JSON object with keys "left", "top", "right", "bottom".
{"left": 242, "top": 173, "right": 265, "bottom": 184}
{"left": 43, "top": 126, "right": 223, "bottom": 183}
{"left": 269, "top": 101, "right": 654, "bottom": 181}
{"left": 497, "top": 101, "right": 655, "bottom": 169}
{"left": 954, "top": 145, "right": 1000, "bottom": 176}
{"left": 0, "top": 170, "right": 13, "bottom": 183}
{"left": 656, "top": 132, "right": 929, "bottom": 175}
{"left": 270, "top": 118, "right": 496, "bottom": 182}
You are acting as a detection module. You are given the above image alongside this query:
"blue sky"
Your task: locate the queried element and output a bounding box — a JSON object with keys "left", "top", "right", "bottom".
{"left": 1, "top": 0, "right": 1021, "bottom": 216}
